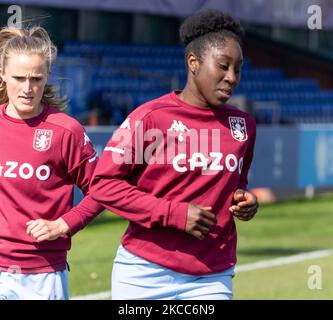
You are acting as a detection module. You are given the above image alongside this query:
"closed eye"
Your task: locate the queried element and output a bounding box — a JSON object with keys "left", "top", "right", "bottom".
{"left": 31, "top": 77, "right": 43, "bottom": 82}
{"left": 219, "top": 64, "right": 228, "bottom": 71}
{"left": 13, "top": 76, "right": 25, "bottom": 81}
{"left": 13, "top": 76, "right": 43, "bottom": 82}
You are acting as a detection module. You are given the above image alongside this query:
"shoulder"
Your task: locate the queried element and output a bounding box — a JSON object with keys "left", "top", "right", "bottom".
{"left": 223, "top": 104, "right": 256, "bottom": 129}
{"left": 44, "top": 106, "right": 86, "bottom": 136}
{"left": 125, "top": 92, "right": 178, "bottom": 122}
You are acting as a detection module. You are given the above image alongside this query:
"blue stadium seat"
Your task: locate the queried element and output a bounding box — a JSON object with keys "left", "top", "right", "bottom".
{"left": 60, "top": 41, "right": 333, "bottom": 124}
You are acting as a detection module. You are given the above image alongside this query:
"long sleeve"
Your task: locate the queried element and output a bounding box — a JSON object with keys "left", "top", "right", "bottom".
{"left": 61, "top": 195, "right": 103, "bottom": 236}
{"left": 60, "top": 125, "right": 104, "bottom": 235}
{"left": 90, "top": 113, "right": 188, "bottom": 231}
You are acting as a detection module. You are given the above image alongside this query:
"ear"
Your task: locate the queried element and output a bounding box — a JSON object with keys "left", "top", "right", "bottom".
{"left": 187, "top": 52, "right": 200, "bottom": 75}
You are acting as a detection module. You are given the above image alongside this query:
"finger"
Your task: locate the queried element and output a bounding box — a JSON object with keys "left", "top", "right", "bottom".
{"left": 231, "top": 201, "right": 258, "bottom": 210}
{"left": 36, "top": 234, "right": 52, "bottom": 242}
{"left": 27, "top": 219, "right": 43, "bottom": 226}
{"left": 197, "top": 216, "right": 216, "bottom": 229}
{"left": 28, "top": 222, "right": 45, "bottom": 234}
{"left": 229, "top": 205, "right": 238, "bottom": 211}
{"left": 237, "top": 200, "right": 258, "bottom": 208}
{"left": 233, "top": 211, "right": 255, "bottom": 221}
{"left": 235, "top": 216, "right": 251, "bottom": 221}
{"left": 235, "top": 189, "right": 245, "bottom": 196}
{"left": 195, "top": 205, "right": 217, "bottom": 222}
{"left": 234, "top": 189, "right": 246, "bottom": 202}
{"left": 232, "top": 211, "right": 245, "bottom": 217}
{"left": 233, "top": 212, "right": 251, "bottom": 221}
{"left": 30, "top": 226, "right": 48, "bottom": 239}
{"left": 232, "top": 210, "right": 250, "bottom": 218}
{"left": 201, "top": 210, "right": 217, "bottom": 224}
{"left": 26, "top": 220, "right": 39, "bottom": 231}
{"left": 192, "top": 230, "right": 206, "bottom": 240}
{"left": 26, "top": 221, "right": 43, "bottom": 234}
{"left": 27, "top": 224, "right": 41, "bottom": 236}
{"left": 194, "top": 223, "right": 210, "bottom": 235}
{"left": 233, "top": 206, "right": 257, "bottom": 214}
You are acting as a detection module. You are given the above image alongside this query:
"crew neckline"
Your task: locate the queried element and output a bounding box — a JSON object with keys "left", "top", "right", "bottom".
{"left": 171, "top": 90, "right": 229, "bottom": 113}
{"left": 1, "top": 103, "right": 49, "bottom": 124}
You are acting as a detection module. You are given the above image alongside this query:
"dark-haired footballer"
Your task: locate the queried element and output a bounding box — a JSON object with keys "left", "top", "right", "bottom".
{"left": 90, "top": 10, "right": 259, "bottom": 300}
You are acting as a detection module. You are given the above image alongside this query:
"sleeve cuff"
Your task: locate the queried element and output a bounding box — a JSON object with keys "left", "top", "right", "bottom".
{"left": 167, "top": 202, "right": 189, "bottom": 231}
{"left": 61, "top": 209, "right": 83, "bottom": 236}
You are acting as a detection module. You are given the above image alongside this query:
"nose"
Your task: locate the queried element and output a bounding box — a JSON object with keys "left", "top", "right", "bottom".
{"left": 22, "top": 79, "right": 32, "bottom": 93}
{"left": 224, "top": 70, "right": 238, "bottom": 86}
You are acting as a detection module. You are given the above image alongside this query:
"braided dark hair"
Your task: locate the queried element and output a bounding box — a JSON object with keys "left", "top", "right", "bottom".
{"left": 179, "top": 10, "right": 244, "bottom": 64}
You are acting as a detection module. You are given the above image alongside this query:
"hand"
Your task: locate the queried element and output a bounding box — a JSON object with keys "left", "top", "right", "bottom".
{"left": 229, "top": 189, "right": 259, "bottom": 221}
{"left": 26, "top": 218, "right": 70, "bottom": 242}
{"left": 185, "top": 203, "right": 217, "bottom": 240}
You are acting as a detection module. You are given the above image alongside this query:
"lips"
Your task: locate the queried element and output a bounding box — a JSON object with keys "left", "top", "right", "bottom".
{"left": 217, "top": 88, "right": 232, "bottom": 99}
{"left": 219, "top": 88, "right": 232, "bottom": 95}
{"left": 19, "top": 96, "right": 33, "bottom": 101}
{"left": 19, "top": 96, "right": 33, "bottom": 104}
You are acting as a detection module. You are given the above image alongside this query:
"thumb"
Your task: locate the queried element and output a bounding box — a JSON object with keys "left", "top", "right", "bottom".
{"left": 234, "top": 189, "right": 246, "bottom": 202}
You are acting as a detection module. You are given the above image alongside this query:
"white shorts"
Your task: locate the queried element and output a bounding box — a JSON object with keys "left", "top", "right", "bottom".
{"left": 0, "top": 268, "right": 69, "bottom": 300}
{"left": 112, "top": 245, "right": 235, "bottom": 300}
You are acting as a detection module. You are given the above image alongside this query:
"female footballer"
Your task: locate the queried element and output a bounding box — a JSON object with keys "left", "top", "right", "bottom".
{"left": 0, "top": 26, "right": 103, "bottom": 299}
{"left": 91, "top": 10, "right": 259, "bottom": 300}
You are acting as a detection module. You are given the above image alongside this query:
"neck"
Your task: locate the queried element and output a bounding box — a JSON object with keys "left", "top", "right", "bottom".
{"left": 178, "top": 84, "right": 209, "bottom": 108}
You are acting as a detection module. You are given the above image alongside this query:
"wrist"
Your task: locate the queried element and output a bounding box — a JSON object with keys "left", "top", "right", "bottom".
{"left": 57, "top": 218, "right": 70, "bottom": 236}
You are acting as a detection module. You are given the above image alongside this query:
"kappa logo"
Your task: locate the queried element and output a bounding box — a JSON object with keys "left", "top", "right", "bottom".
{"left": 228, "top": 117, "right": 248, "bottom": 142}
{"left": 33, "top": 129, "right": 53, "bottom": 151}
{"left": 84, "top": 132, "right": 91, "bottom": 146}
{"left": 167, "top": 120, "right": 190, "bottom": 142}
{"left": 120, "top": 118, "right": 131, "bottom": 130}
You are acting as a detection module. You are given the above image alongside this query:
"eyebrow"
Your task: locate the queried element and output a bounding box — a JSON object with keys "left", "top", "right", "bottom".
{"left": 12, "top": 74, "right": 44, "bottom": 77}
{"left": 219, "top": 54, "right": 244, "bottom": 64}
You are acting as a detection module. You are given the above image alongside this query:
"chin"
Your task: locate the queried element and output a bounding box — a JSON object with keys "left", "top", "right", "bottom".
{"left": 17, "top": 105, "right": 39, "bottom": 116}
{"left": 19, "top": 106, "right": 35, "bottom": 113}
{"left": 211, "top": 99, "right": 228, "bottom": 108}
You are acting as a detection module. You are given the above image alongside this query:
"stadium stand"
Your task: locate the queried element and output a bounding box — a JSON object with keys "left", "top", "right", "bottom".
{"left": 52, "top": 41, "right": 333, "bottom": 125}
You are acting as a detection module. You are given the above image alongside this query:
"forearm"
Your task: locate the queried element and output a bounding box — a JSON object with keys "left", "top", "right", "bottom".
{"left": 90, "top": 177, "right": 188, "bottom": 231}
{"left": 61, "top": 196, "right": 105, "bottom": 236}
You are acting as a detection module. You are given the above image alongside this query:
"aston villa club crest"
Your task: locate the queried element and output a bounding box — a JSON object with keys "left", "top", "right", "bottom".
{"left": 33, "top": 129, "right": 53, "bottom": 151}
{"left": 228, "top": 117, "right": 248, "bottom": 142}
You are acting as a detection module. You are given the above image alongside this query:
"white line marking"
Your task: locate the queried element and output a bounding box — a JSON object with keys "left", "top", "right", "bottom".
{"left": 70, "top": 248, "right": 333, "bottom": 300}
{"left": 104, "top": 146, "right": 124, "bottom": 154}
{"left": 236, "top": 248, "right": 333, "bottom": 272}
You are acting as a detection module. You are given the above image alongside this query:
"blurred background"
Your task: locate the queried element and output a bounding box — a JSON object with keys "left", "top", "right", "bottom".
{"left": 1, "top": 0, "right": 333, "bottom": 299}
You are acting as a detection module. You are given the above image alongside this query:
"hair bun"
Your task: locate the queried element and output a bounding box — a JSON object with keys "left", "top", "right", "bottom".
{"left": 180, "top": 10, "right": 244, "bottom": 45}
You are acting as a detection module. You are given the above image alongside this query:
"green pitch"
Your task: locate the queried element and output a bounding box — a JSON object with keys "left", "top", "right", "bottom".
{"left": 68, "top": 193, "right": 333, "bottom": 299}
